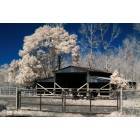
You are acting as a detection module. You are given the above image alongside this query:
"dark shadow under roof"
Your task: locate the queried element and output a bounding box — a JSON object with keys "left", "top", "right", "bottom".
{"left": 35, "top": 77, "right": 54, "bottom": 83}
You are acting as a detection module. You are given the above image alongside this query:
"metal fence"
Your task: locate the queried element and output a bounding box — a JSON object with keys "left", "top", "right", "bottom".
{"left": 1, "top": 86, "right": 140, "bottom": 116}
{"left": 0, "top": 86, "right": 36, "bottom": 96}
{"left": 120, "top": 89, "right": 140, "bottom": 116}
{"left": 15, "top": 90, "right": 119, "bottom": 115}
{"left": 0, "top": 86, "right": 17, "bottom": 95}
{"left": 0, "top": 86, "right": 36, "bottom": 110}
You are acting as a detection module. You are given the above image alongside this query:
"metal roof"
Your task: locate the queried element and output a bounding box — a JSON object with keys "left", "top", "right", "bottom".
{"left": 55, "top": 65, "right": 112, "bottom": 74}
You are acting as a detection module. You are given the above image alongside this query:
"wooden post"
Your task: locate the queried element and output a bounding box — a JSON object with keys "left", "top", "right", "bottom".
{"left": 62, "top": 90, "right": 63, "bottom": 112}
{"left": 64, "top": 91, "right": 66, "bottom": 112}
{"left": 19, "top": 91, "right": 21, "bottom": 109}
{"left": 89, "top": 91, "right": 92, "bottom": 112}
{"left": 39, "top": 93, "right": 42, "bottom": 111}
{"left": 120, "top": 88, "right": 123, "bottom": 113}
{"left": 16, "top": 87, "right": 18, "bottom": 110}
{"left": 117, "top": 92, "right": 119, "bottom": 111}
{"left": 54, "top": 75, "right": 56, "bottom": 95}
{"left": 16, "top": 87, "right": 21, "bottom": 110}
{"left": 62, "top": 90, "right": 65, "bottom": 112}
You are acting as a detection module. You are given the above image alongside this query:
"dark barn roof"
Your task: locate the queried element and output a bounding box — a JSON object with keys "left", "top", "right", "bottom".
{"left": 55, "top": 65, "right": 112, "bottom": 74}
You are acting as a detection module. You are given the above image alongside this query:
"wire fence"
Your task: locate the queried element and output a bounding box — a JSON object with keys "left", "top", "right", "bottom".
{"left": 0, "top": 86, "right": 140, "bottom": 116}
{"left": 120, "top": 90, "right": 140, "bottom": 116}
{"left": 15, "top": 90, "right": 119, "bottom": 114}
{"left": 0, "top": 86, "right": 36, "bottom": 96}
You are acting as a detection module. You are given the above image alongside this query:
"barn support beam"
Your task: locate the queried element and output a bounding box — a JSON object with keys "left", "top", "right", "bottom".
{"left": 55, "top": 82, "right": 65, "bottom": 92}
{"left": 36, "top": 83, "right": 53, "bottom": 94}
{"left": 77, "top": 83, "right": 87, "bottom": 92}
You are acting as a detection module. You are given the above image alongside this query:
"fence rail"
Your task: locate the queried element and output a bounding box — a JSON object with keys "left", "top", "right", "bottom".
{"left": 0, "top": 86, "right": 36, "bottom": 96}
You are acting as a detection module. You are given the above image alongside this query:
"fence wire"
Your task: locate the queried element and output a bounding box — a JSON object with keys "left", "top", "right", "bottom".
{"left": 121, "top": 90, "right": 140, "bottom": 116}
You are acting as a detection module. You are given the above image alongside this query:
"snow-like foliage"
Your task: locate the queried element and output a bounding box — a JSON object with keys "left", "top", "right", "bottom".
{"left": 8, "top": 25, "right": 80, "bottom": 85}
{"left": 19, "top": 25, "right": 79, "bottom": 63}
{"left": 110, "top": 70, "right": 128, "bottom": 89}
{"left": 8, "top": 60, "right": 19, "bottom": 83}
{"left": 71, "top": 45, "right": 80, "bottom": 65}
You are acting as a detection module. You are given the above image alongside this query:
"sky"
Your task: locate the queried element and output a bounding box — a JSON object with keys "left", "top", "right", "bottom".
{"left": 0, "top": 23, "right": 136, "bottom": 66}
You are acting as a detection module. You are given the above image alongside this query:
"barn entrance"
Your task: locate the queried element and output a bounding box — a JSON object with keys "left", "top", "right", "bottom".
{"left": 56, "top": 72, "right": 87, "bottom": 88}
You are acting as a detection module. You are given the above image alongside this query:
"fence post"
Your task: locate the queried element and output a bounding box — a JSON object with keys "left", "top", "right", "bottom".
{"left": 39, "top": 93, "right": 42, "bottom": 111}
{"left": 89, "top": 91, "right": 92, "bottom": 112}
{"left": 19, "top": 91, "right": 21, "bottom": 109}
{"left": 16, "top": 87, "right": 18, "bottom": 110}
{"left": 120, "top": 88, "right": 123, "bottom": 113}
{"left": 16, "top": 88, "right": 21, "bottom": 110}
{"left": 117, "top": 91, "right": 119, "bottom": 111}
{"left": 16, "top": 87, "right": 19, "bottom": 110}
{"left": 62, "top": 90, "right": 63, "bottom": 112}
{"left": 64, "top": 91, "right": 66, "bottom": 112}
{"left": 62, "top": 90, "right": 66, "bottom": 112}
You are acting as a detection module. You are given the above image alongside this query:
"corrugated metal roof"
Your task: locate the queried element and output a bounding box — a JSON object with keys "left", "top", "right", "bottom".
{"left": 55, "top": 65, "right": 112, "bottom": 74}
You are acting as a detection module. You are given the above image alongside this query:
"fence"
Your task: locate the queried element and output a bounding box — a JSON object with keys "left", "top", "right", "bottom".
{"left": 1, "top": 86, "right": 139, "bottom": 115}
{"left": 0, "top": 86, "right": 36, "bottom": 110}
{"left": 15, "top": 89, "right": 120, "bottom": 114}
{"left": 120, "top": 89, "right": 140, "bottom": 116}
{"left": 0, "top": 86, "right": 36, "bottom": 96}
{"left": 0, "top": 86, "right": 17, "bottom": 95}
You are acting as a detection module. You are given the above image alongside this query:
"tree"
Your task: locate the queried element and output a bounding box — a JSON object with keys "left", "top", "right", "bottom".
{"left": 110, "top": 70, "right": 128, "bottom": 89}
{"left": 8, "top": 25, "right": 80, "bottom": 85}
{"left": 79, "top": 24, "right": 120, "bottom": 69}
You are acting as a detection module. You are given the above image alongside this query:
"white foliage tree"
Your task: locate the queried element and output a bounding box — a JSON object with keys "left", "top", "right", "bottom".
{"left": 110, "top": 70, "right": 128, "bottom": 89}
{"left": 79, "top": 24, "right": 120, "bottom": 69}
{"left": 8, "top": 25, "right": 80, "bottom": 85}
{"left": 8, "top": 60, "right": 19, "bottom": 84}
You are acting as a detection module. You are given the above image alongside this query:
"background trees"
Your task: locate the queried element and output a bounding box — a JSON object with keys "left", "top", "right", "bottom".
{"left": 6, "top": 23, "right": 140, "bottom": 86}
{"left": 8, "top": 25, "right": 80, "bottom": 86}
{"left": 79, "top": 24, "right": 120, "bottom": 69}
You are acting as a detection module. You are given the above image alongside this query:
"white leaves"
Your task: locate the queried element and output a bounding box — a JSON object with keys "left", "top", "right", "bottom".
{"left": 8, "top": 25, "right": 80, "bottom": 85}
{"left": 71, "top": 45, "right": 80, "bottom": 66}
{"left": 110, "top": 70, "right": 128, "bottom": 89}
{"left": 20, "top": 25, "right": 79, "bottom": 64}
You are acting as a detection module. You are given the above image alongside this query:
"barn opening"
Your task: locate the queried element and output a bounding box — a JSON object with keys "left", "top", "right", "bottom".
{"left": 56, "top": 72, "right": 87, "bottom": 88}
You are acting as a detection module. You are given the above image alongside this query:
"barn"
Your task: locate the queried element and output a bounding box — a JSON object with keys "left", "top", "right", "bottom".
{"left": 35, "top": 65, "right": 113, "bottom": 98}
